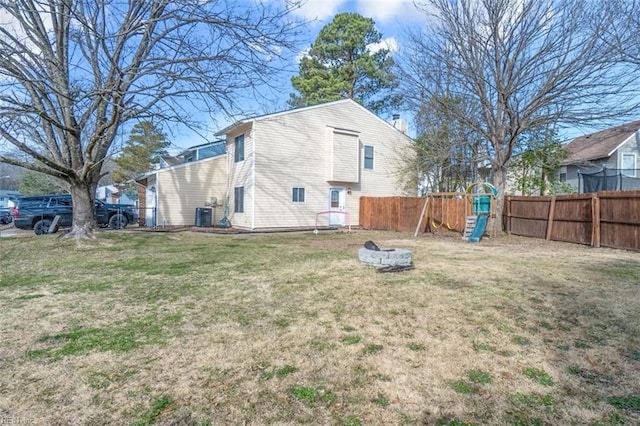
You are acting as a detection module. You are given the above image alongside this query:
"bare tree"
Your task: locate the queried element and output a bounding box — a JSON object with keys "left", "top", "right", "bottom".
{"left": 0, "top": 0, "right": 303, "bottom": 238}
{"left": 402, "top": 0, "right": 637, "bottom": 233}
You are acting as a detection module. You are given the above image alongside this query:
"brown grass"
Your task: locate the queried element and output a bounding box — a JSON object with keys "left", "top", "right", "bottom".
{"left": 0, "top": 230, "right": 639, "bottom": 425}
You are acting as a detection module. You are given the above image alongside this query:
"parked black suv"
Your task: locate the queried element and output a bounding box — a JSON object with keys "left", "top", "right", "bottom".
{"left": 13, "top": 194, "right": 137, "bottom": 234}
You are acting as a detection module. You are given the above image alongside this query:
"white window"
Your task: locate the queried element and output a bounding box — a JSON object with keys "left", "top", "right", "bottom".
{"left": 364, "top": 145, "right": 374, "bottom": 170}
{"left": 292, "top": 187, "right": 305, "bottom": 203}
{"left": 234, "top": 134, "right": 245, "bottom": 162}
{"left": 234, "top": 186, "right": 244, "bottom": 213}
{"left": 622, "top": 153, "right": 636, "bottom": 177}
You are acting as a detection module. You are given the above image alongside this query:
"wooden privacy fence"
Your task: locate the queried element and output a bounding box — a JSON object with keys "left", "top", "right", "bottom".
{"left": 505, "top": 191, "right": 640, "bottom": 251}
{"left": 360, "top": 195, "right": 471, "bottom": 233}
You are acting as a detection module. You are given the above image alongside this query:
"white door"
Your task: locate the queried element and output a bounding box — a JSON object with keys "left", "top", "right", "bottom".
{"left": 329, "top": 187, "right": 346, "bottom": 226}
{"left": 146, "top": 186, "right": 157, "bottom": 227}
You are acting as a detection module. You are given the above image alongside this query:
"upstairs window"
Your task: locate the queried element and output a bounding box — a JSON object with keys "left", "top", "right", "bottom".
{"left": 364, "top": 145, "right": 374, "bottom": 170}
{"left": 234, "top": 134, "right": 245, "bottom": 162}
{"left": 292, "top": 187, "right": 305, "bottom": 203}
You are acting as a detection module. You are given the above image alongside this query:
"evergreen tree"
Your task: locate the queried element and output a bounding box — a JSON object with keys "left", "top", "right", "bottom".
{"left": 112, "top": 121, "right": 171, "bottom": 184}
{"left": 290, "top": 13, "right": 399, "bottom": 114}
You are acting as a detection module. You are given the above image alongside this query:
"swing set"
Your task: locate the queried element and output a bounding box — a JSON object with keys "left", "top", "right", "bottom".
{"left": 414, "top": 183, "right": 498, "bottom": 240}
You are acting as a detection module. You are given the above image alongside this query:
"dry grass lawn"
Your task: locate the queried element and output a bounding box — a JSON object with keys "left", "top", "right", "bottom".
{"left": 0, "top": 230, "right": 639, "bottom": 425}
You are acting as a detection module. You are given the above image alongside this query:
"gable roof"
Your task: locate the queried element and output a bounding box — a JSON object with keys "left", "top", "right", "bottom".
{"left": 565, "top": 120, "right": 640, "bottom": 164}
{"left": 214, "top": 99, "right": 412, "bottom": 141}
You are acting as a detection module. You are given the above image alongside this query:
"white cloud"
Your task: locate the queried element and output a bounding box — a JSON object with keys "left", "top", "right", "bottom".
{"left": 291, "top": 0, "right": 348, "bottom": 22}
{"left": 368, "top": 37, "right": 399, "bottom": 54}
{"left": 356, "top": 0, "right": 418, "bottom": 24}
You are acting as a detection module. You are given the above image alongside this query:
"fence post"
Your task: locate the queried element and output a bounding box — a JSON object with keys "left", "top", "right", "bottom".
{"left": 591, "top": 194, "right": 600, "bottom": 248}
{"left": 506, "top": 196, "right": 511, "bottom": 235}
{"left": 546, "top": 196, "right": 556, "bottom": 241}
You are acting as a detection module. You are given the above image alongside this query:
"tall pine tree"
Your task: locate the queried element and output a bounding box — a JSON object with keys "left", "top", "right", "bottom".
{"left": 290, "top": 13, "right": 399, "bottom": 115}
{"left": 112, "top": 121, "right": 171, "bottom": 185}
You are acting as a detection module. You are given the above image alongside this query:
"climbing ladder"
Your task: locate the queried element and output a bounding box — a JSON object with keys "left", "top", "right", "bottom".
{"left": 463, "top": 215, "right": 477, "bottom": 240}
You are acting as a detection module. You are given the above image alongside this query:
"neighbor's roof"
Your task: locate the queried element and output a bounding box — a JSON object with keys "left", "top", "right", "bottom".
{"left": 161, "top": 156, "right": 183, "bottom": 167}
{"left": 564, "top": 120, "right": 640, "bottom": 164}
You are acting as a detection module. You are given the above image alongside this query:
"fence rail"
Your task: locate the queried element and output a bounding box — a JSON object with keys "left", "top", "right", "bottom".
{"left": 505, "top": 191, "right": 640, "bottom": 251}
{"left": 359, "top": 195, "right": 472, "bottom": 233}
{"left": 361, "top": 192, "right": 640, "bottom": 252}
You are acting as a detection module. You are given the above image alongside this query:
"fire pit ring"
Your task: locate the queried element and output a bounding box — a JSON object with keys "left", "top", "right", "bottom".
{"left": 358, "top": 246, "right": 413, "bottom": 267}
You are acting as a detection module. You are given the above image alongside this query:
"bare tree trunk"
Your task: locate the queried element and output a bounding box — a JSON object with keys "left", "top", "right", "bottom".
{"left": 491, "top": 165, "right": 508, "bottom": 236}
{"left": 67, "top": 181, "right": 98, "bottom": 239}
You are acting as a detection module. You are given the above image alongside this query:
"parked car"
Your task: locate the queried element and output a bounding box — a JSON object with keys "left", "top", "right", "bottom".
{"left": 0, "top": 208, "right": 12, "bottom": 224}
{"left": 13, "top": 194, "right": 137, "bottom": 235}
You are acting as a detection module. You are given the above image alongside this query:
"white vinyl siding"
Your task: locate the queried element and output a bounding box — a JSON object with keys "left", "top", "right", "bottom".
{"left": 250, "top": 100, "right": 412, "bottom": 229}
{"left": 227, "top": 124, "right": 254, "bottom": 228}
{"left": 328, "top": 129, "right": 359, "bottom": 182}
{"left": 155, "top": 155, "right": 227, "bottom": 226}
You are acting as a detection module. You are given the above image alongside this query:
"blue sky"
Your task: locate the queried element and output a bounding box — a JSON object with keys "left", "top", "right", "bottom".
{"left": 169, "top": 0, "right": 425, "bottom": 151}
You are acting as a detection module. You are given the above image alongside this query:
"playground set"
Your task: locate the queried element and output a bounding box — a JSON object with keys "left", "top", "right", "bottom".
{"left": 413, "top": 182, "right": 499, "bottom": 242}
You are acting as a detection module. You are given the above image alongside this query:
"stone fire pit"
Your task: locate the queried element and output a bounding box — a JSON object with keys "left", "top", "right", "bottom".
{"left": 358, "top": 240, "right": 413, "bottom": 269}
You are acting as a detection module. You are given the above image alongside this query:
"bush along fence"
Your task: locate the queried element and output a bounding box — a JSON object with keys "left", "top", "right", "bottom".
{"left": 505, "top": 191, "right": 640, "bottom": 251}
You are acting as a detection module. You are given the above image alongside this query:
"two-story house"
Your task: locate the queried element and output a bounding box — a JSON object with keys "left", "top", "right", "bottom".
{"left": 136, "top": 99, "right": 413, "bottom": 229}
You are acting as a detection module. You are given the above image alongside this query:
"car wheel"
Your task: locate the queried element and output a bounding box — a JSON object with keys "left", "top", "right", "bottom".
{"left": 109, "top": 214, "right": 128, "bottom": 229}
{"left": 34, "top": 219, "right": 54, "bottom": 235}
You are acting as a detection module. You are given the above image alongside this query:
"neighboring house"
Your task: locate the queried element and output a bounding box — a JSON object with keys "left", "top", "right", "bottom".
{"left": 0, "top": 190, "right": 21, "bottom": 208}
{"left": 96, "top": 185, "right": 136, "bottom": 205}
{"left": 558, "top": 120, "right": 640, "bottom": 193}
{"left": 136, "top": 99, "right": 413, "bottom": 229}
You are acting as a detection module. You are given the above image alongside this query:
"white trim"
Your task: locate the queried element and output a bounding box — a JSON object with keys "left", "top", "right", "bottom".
{"left": 607, "top": 133, "right": 636, "bottom": 157}
{"left": 136, "top": 152, "right": 227, "bottom": 180}
{"left": 251, "top": 120, "right": 256, "bottom": 230}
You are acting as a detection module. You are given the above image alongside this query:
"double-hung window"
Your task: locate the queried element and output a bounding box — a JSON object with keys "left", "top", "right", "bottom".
{"left": 234, "top": 134, "right": 245, "bottom": 162}
{"left": 364, "top": 145, "right": 374, "bottom": 170}
{"left": 622, "top": 153, "right": 636, "bottom": 177}
{"left": 292, "top": 187, "right": 305, "bottom": 203}
{"left": 234, "top": 186, "right": 244, "bottom": 213}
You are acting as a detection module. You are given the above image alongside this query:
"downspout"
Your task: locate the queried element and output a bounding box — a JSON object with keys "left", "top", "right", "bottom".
{"left": 251, "top": 120, "right": 256, "bottom": 230}
{"left": 155, "top": 171, "right": 159, "bottom": 228}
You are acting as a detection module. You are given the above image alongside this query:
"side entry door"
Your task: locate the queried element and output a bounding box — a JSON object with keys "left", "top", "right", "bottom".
{"left": 328, "top": 187, "right": 346, "bottom": 226}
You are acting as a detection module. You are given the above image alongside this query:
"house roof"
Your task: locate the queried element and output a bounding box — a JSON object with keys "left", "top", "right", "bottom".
{"left": 564, "top": 120, "right": 640, "bottom": 164}
{"left": 161, "top": 156, "right": 183, "bottom": 166}
{"left": 214, "top": 99, "right": 412, "bottom": 140}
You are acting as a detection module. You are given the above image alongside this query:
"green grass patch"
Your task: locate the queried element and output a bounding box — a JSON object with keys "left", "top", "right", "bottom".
{"left": 372, "top": 394, "right": 390, "bottom": 407}
{"left": 450, "top": 380, "right": 472, "bottom": 394}
{"left": 408, "top": 342, "right": 426, "bottom": 351}
{"left": 342, "top": 416, "right": 361, "bottom": 426}
{"left": 607, "top": 395, "right": 640, "bottom": 411}
{"left": 28, "top": 314, "right": 182, "bottom": 360}
{"left": 435, "top": 419, "right": 476, "bottom": 426}
{"left": 342, "top": 335, "right": 362, "bottom": 345}
{"left": 131, "top": 395, "right": 172, "bottom": 426}
{"left": 522, "top": 367, "right": 555, "bottom": 387}
{"left": 513, "top": 335, "right": 531, "bottom": 346}
{"left": 289, "top": 385, "right": 336, "bottom": 406}
{"left": 362, "top": 344, "right": 383, "bottom": 355}
{"left": 472, "top": 342, "right": 495, "bottom": 352}
{"left": 466, "top": 370, "right": 491, "bottom": 384}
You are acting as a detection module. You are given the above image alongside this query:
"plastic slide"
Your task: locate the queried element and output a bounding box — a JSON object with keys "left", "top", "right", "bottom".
{"left": 467, "top": 214, "right": 488, "bottom": 243}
